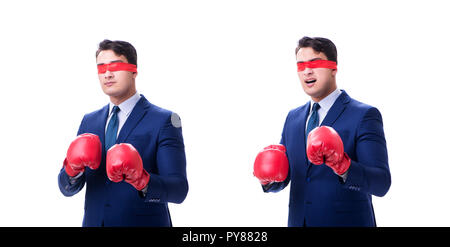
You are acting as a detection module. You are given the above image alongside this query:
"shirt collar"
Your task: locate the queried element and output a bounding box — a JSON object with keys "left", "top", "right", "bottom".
{"left": 109, "top": 91, "right": 141, "bottom": 117}
{"left": 310, "top": 88, "right": 342, "bottom": 113}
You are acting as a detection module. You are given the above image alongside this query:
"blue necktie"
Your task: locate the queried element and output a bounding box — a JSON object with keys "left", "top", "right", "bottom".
{"left": 306, "top": 103, "right": 320, "bottom": 140}
{"left": 105, "top": 106, "right": 120, "bottom": 151}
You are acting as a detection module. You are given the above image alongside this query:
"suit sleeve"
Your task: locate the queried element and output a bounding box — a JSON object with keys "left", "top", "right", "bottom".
{"left": 262, "top": 112, "right": 291, "bottom": 193}
{"left": 144, "top": 114, "right": 188, "bottom": 204}
{"left": 57, "top": 116, "right": 87, "bottom": 197}
{"left": 343, "top": 107, "right": 391, "bottom": 197}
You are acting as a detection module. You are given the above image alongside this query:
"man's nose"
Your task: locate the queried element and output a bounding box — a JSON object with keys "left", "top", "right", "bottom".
{"left": 303, "top": 67, "right": 313, "bottom": 75}
{"left": 104, "top": 70, "right": 114, "bottom": 78}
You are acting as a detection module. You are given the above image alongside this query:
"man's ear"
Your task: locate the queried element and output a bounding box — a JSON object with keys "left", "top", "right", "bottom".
{"left": 331, "top": 68, "right": 337, "bottom": 77}
{"left": 132, "top": 71, "right": 138, "bottom": 79}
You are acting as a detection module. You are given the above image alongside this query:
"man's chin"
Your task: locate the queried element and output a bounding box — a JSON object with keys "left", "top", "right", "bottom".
{"left": 103, "top": 93, "right": 123, "bottom": 101}
{"left": 302, "top": 86, "right": 319, "bottom": 97}
{"left": 101, "top": 87, "right": 120, "bottom": 97}
{"left": 303, "top": 89, "right": 326, "bottom": 101}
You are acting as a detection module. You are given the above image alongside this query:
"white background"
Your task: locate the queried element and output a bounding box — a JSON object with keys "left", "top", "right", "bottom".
{"left": 0, "top": 0, "right": 449, "bottom": 226}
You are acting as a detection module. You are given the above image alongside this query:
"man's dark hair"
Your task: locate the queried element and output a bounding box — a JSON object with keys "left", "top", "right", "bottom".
{"left": 96, "top": 39, "right": 137, "bottom": 66}
{"left": 295, "top": 36, "right": 337, "bottom": 64}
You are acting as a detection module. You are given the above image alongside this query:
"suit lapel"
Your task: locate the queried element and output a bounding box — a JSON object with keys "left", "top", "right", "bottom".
{"left": 320, "top": 90, "right": 350, "bottom": 127}
{"left": 290, "top": 102, "right": 311, "bottom": 172}
{"left": 97, "top": 105, "right": 109, "bottom": 150}
{"left": 116, "top": 95, "right": 150, "bottom": 144}
{"left": 298, "top": 101, "right": 311, "bottom": 152}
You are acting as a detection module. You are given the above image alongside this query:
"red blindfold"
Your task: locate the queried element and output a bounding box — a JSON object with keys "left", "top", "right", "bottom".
{"left": 97, "top": 62, "right": 137, "bottom": 74}
{"left": 297, "top": 60, "right": 337, "bottom": 71}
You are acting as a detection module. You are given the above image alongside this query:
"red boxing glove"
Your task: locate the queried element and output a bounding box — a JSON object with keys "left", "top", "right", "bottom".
{"left": 306, "top": 126, "right": 351, "bottom": 175}
{"left": 106, "top": 143, "right": 150, "bottom": 191}
{"left": 253, "top": 144, "right": 289, "bottom": 185}
{"left": 64, "top": 133, "right": 102, "bottom": 177}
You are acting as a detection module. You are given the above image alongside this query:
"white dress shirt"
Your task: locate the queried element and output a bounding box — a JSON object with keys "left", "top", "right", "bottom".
{"left": 105, "top": 91, "right": 142, "bottom": 137}
{"left": 305, "top": 88, "right": 342, "bottom": 132}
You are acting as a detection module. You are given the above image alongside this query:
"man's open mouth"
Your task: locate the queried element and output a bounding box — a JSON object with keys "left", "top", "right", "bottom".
{"left": 305, "top": 79, "right": 317, "bottom": 84}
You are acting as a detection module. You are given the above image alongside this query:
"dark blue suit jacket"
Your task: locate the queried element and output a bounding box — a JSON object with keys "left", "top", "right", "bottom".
{"left": 58, "top": 95, "right": 188, "bottom": 227}
{"left": 265, "top": 90, "right": 391, "bottom": 227}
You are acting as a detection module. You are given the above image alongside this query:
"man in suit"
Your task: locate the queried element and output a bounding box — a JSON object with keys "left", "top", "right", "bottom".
{"left": 58, "top": 40, "right": 188, "bottom": 227}
{"left": 253, "top": 36, "right": 391, "bottom": 226}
